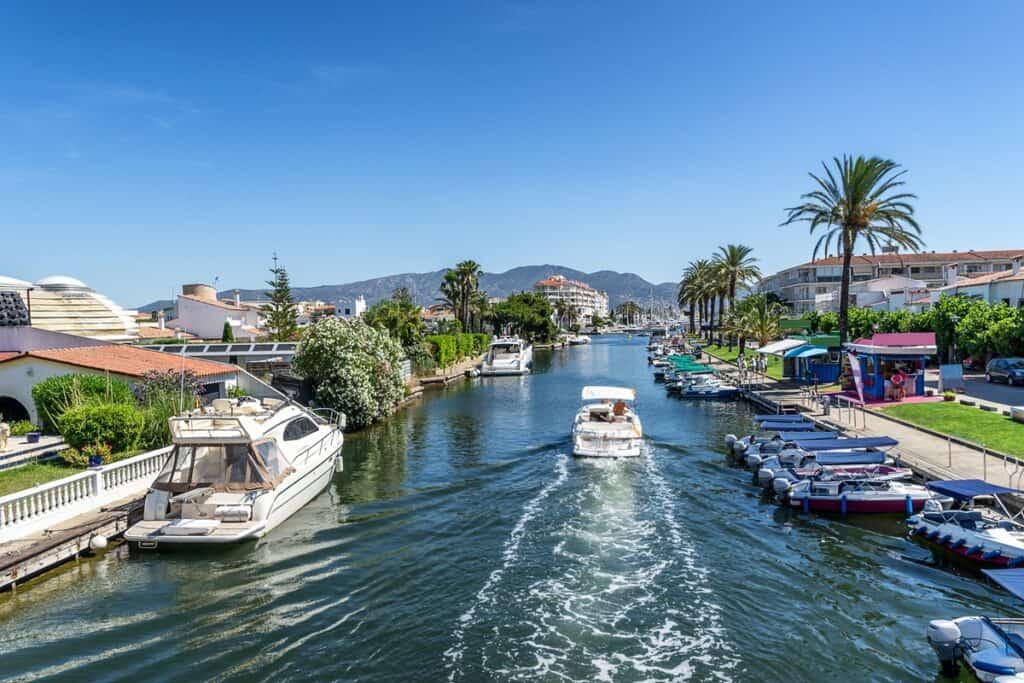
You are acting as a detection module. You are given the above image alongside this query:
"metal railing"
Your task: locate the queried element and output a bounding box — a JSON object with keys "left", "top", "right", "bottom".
{"left": 0, "top": 447, "right": 171, "bottom": 544}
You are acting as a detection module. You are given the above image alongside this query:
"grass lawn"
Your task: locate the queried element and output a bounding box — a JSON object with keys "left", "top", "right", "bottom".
{"left": 881, "top": 402, "right": 1024, "bottom": 457}
{"left": 0, "top": 460, "right": 82, "bottom": 498}
{"left": 702, "top": 344, "right": 785, "bottom": 380}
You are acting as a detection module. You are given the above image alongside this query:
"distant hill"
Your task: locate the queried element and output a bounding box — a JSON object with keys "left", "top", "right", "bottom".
{"left": 139, "top": 265, "right": 679, "bottom": 312}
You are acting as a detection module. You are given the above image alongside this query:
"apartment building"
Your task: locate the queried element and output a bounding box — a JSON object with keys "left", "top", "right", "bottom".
{"left": 761, "top": 249, "right": 1024, "bottom": 314}
{"left": 534, "top": 275, "right": 610, "bottom": 323}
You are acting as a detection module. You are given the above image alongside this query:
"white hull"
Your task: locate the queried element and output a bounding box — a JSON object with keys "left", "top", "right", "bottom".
{"left": 571, "top": 387, "right": 643, "bottom": 458}
{"left": 480, "top": 338, "right": 533, "bottom": 376}
{"left": 572, "top": 437, "right": 643, "bottom": 458}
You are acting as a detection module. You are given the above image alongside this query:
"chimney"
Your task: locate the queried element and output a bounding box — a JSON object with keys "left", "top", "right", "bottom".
{"left": 944, "top": 263, "right": 959, "bottom": 286}
{"left": 158, "top": 310, "right": 166, "bottom": 330}
{"left": 1014, "top": 257, "right": 1021, "bottom": 277}
{"left": 233, "top": 289, "right": 241, "bottom": 307}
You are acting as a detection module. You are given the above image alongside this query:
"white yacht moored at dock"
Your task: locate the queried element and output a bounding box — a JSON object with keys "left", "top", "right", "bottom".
{"left": 480, "top": 336, "right": 533, "bottom": 376}
{"left": 571, "top": 386, "right": 643, "bottom": 457}
{"left": 124, "top": 397, "right": 344, "bottom": 547}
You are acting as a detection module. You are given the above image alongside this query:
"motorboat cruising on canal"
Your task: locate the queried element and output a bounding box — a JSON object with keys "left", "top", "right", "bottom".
{"left": 568, "top": 334, "right": 591, "bottom": 346}
{"left": 908, "top": 480, "right": 1024, "bottom": 569}
{"left": 786, "top": 475, "right": 951, "bottom": 514}
{"left": 571, "top": 386, "right": 643, "bottom": 458}
{"left": 124, "top": 397, "right": 344, "bottom": 548}
{"left": 929, "top": 569, "right": 1024, "bottom": 681}
{"left": 480, "top": 336, "right": 533, "bottom": 376}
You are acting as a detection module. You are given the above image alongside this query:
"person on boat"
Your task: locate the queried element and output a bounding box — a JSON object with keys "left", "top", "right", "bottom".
{"left": 613, "top": 400, "right": 627, "bottom": 418}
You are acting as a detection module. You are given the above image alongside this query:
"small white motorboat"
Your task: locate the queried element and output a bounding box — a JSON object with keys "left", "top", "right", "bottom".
{"left": 571, "top": 386, "right": 643, "bottom": 458}
{"left": 568, "top": 334, "right": 591, "bottom": 346}
{"left": 480, "top": 336, "right": 533, "bottom": 376}
{"left": 125, "top": 397, "right": 344, "bottom": 548}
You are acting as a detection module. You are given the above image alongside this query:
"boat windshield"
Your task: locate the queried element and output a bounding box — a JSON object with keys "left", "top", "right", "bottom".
{"left": 153, "top": 444, "right": 270, "bottom": 493}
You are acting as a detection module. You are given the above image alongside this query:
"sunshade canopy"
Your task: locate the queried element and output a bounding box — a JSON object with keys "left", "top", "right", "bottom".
{"left": 581, "top": 386, "right": 635, "bottom": 402}
{"left": 982, "top": 569, "right": 1024, "bottom": 602}
{"left": 757, "top": 339, "right": 807, "bottom": 356}
{"left": 784, "top": 346, "right": 830, "bottom": 359}
{"left": 927, "top": 479, "right": 1021, "bottom": 501}
{"left": 777, "top": 431, "right": 836, "bottom": 441}
{"left": 793, "top": 436, "right": 898, "bottom": 451}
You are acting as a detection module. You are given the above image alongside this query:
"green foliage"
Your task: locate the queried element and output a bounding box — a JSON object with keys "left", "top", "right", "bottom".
{"left": 8, "top": 419, "right": 39, "bottom": 436}
{"left": 471, "top": 333, "right": 491, "bottom": 354}
{"left": 292, "top": 318, "right": 405, "bottom": 431}
{"left": 803, "top": 311, "right": 821, "bottom": 333}
{"left": 221, "top": 320, "right": 235, "bottom": 342}
{"left": 406, "top": 340, "right": 436, "bottom": 375}
{"left": 228, "top": 385, "right": 248, "bottom": 399}
{"left": 262, "top": 258, "right": 299, "bottom": 341}
{"left": 58, "top": 403, "right": 145, "bottom": 453}
{"left": 426, "top": 334, "right": 458, "bottom": 368}
{"left": 818, "top": 311, "right": 839, "bottom": 334}
{"left": 62, "top": 442, "right": 116, "bottom": 467}
{"left": 492, "top": 292, "right": 558, "bottom": 343}
{"left": 363, "top": 293, "right": 426, "bottom": 350}
{"left": 31, "top": 374, "right": 135, "bottom": 434}
{"left": 438, "top": 260, "right": 485, "bottom": 332}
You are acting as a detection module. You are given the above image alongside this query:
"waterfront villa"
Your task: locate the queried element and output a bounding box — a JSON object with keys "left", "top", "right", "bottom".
{"left": 169, "top": 284, "right": 263, "bottom": 341}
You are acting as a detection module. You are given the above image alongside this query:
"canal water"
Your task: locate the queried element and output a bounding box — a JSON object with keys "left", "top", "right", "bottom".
{"left": 0, "top": 335, "right": 1017, "bottom": 681}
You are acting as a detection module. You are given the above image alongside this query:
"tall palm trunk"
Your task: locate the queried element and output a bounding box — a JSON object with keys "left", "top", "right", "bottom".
{"left": 838, "top": 236, "right": 853, "bottom": 345}
{"left": 707, "top": 297, "right": 716, "bottom": 342}
{"left": 717, "top": 293, "right": 725, "bottom": 345}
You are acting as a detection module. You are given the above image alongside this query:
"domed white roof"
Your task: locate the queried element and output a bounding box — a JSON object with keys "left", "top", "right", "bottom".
{"left": 0, "top": 275, "right": 33, "bottom": 288}
{"left": 35, "top": 275, "right": 89, "bottom": 289}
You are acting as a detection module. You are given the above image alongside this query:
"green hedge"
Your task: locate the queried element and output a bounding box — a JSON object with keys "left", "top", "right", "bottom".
{"left": 426, "top": 334, "right": 490, "bottom": 368}
{"left": 58, "top": 403, "right": 145, "bottom": 453}
{"left": 31, "top": 374, "right": 135, "bottom": 433}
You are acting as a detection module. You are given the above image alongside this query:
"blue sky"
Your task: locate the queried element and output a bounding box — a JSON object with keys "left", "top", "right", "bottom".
{"left": 2, "top": 2, "right": 1023, "bottom": 306}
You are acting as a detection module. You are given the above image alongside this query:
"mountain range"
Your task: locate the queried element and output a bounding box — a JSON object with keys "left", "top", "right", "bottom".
{"left": 139, "top": 265, "right": 679, "bottom": 313}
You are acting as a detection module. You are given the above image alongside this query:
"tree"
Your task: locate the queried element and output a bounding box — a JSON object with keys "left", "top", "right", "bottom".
{"left": 491, "top": 292, "right": 558, "bottom": 343}
{"left": 678, "top": 260, "right": 715, "bottom": 336}
{"left": 615, "top": 301, "right": 641, "bottom": 326}
{"left": 783, "top": 155, "right": 923, "bottom": 344}
{"left": 713, "top": 244, "right": 761, "bottom": 314}
{"left": 439, "top": 260, "right": 484, "bottom": 332}
{"left": 221, "top": 320, "right": 235, "bottom": 343}
{"left": 292, "top": 318, "right": 405, "bottom": 430}
{"left": 262, "top": 256, "right": 299, "bottom": 341}
{"left": 363, "top": 290, "right": 426, "bottom": 350}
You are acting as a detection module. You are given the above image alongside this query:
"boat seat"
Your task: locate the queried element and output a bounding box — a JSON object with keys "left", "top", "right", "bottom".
{"left": 970, "top": 648, "right": 1022, "bottom": 676}
{"left": 1006, "top": 633, "right": 1024, "bottom": 656}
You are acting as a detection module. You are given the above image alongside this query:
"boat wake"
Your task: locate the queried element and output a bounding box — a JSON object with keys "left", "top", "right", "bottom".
{"left": 446, "top": 448, "right": 739, "bottom": 681}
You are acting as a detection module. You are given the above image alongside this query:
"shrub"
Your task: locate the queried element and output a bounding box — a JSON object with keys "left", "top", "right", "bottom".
{"left": 8, "top": 419, "right": 39, "bottom": 436}
{"left": 426, "top": 335, "right": 458, "bottom": 368}
{"left": 472, "top": 333, "right": 491, "bottom": 354}
{"left": 58, "top": 403, "right": 145, "bottom": 453}
{"left": 32, "top": 374, "right": 134, "bottom": 434}
{"left": 292, "top": 318, "right": 405, "bottom": 431}
{"left": 62, "top": 443, "right": 125, "bottom": 468}
{"left": 456, "top": 333, "right": 474, "bottom": 359}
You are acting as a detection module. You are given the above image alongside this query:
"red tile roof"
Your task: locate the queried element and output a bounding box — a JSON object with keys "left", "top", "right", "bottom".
{"left": 798, "top": 249, "right": 1024, "bottom": 268}
{"left": 0, "top": 345, "right": 235, "bottom": 378}
{"left": 0, "top": 352, "right": 19, "bottom": 363}
{"left": 535, "top": 275, "right": 596, "bottom": 290}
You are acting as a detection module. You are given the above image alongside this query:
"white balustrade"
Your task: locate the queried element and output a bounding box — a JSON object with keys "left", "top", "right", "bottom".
{"left": 0, "top": 446, "right": 171, "bottom": 544}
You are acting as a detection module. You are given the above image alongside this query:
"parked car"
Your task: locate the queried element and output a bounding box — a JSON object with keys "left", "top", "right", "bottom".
{"left": 961, "top": 356, "right": 985, "bottom": 371}
{"left": 985, "top": 357, "right": 1024, "bottom": 385}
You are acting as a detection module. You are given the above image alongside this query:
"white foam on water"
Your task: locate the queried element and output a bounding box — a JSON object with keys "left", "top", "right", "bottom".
{"left": 444, "top": 453, "right": 570, "bottom": 680}
{"left": 453, "top": 446, "right": 741, "bottom": 681}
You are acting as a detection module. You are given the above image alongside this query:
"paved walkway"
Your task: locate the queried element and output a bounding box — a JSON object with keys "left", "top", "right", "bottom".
{"left": 925, "top": 369, "right": 1024, "bottom": 412}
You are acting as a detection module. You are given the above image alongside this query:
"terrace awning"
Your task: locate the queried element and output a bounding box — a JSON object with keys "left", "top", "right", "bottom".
{"left": 927, "top": 479, "right": 1022, "bottom": 501}
{"left": 784, "top": 346, "right": 830, "bottom": 359}
{"left": 982, "top": 569, "right": 1024, "bottom": 603}
{"left": 757, "top": 339, "right": 807, "bottom": 356}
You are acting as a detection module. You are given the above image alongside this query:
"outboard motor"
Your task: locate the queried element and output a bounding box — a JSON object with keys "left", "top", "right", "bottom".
{"left": 757, "top": 468, "right": 775, "bottom": 489}
{"left": 773, "top": 477, "right": 792, "bottom": 497}
{"left": 927, "top": 620, "right": 962, "bottom": 677}
{"left": 724, "top": 434, "right": 737, "bottom": 453}
{"left": 745, "top": 453, "right": 762, "bottom": 469}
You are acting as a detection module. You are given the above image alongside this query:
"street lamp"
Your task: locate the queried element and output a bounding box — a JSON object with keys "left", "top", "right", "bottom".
{"left": 949, "top": 314, "right": 960, "bottom": 363}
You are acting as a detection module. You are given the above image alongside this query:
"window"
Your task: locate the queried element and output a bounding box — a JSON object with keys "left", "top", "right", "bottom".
{"left": 254, "top": 441, "right": 291, "bottom": 478}
{"left": 283, "top": 417, "right": 319, "bottom": 441}
{"left": 153, "top": 444, "right": 264, "bottom": 492}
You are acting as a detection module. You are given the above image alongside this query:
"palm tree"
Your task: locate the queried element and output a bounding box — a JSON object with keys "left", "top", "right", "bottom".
{"left": 713, "top": 244, "right": 761, "bottom": 313}
{"left": 783, "top": 155, "right": 922, "bottom": 344}
{"left": 678, "top": 259, "right": 713, "bottom": 336}
{"left": 438, "top": 260, "right": 484, "bottom": 332}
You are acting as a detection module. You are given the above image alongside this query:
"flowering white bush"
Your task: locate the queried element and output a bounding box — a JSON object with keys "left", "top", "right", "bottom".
{"left": 292, "top": 318, "right": 405, "bottom": 430}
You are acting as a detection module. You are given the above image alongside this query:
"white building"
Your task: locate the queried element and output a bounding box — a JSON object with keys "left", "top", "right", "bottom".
{"left": 534, "top": 275, "right": 610, "bottom": 324}
{"left": 814, "top": 274, "right": 933, "bottom": 313}
{"left": 0, "top": 275, "right": 140, "bottom": 343}
{"left": 171, "top": 284, "right": 262, "bottom": 341}
{"left": 762, "top": 249, "right": 1024, "bottom": 314}
{"left": 932, "top": 257, "right": 1024, "bottom": 308}
{"left": 337, "top": 296, "right": 366, "bottom": 319}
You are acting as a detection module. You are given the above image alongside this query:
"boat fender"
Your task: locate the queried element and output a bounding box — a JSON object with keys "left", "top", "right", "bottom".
{"left": 905, "top": 495, "right": 914, "bottom": 515}
{"left": 927, "top": 530, "right": 942, "bottom": 541}
{"left": 967, "top": 545, "right": 984, "bottom": 555}
{"left": 982, "top": 550, "right": 1003, "bottom": 561}
{"left": 926, "top": 620, "right": 962, "bottom": 677}
{"left": 840, "top": 494, "right": 847, "bottom": 516}
{"left": 1008, "top": 556, "right": 1024, "bottom": 568}
{"left": 915, "top": 526, "right": 930, "bottom": 536}
{"left": 950, "top": 538, "right": 966, "bottom": 549}
{"left": 938, "top": 534, "right": 953, "bottom": 545}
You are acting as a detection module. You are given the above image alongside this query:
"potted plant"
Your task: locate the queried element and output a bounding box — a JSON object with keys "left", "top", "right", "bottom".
{"left": 943, "top": 390, "right": 956, "bottom": 402}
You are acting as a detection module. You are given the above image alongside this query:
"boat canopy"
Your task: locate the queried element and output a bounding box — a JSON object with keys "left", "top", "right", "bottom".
{"left": 581, "top": 386, "right": 635, "bottom": 402}
{"left": 754, "top": 414, "right": 809, "bottom": 422}
{"left": 927, "top": 479, "right": 1022, "bottom": 501}
{"left": 760, "top": 421, "right": 817, "bottom": 432}
{"left": 777, "top": 431, "right": 836, "bottom": 441}
{"left": 813, "top": 451, "right": 887, "bottom": 466}
{"left": 982, "top": 568, "right": 1024, "bottom": 602}
{"left": 793, "top": 436, "right": 898, "bottom": 451}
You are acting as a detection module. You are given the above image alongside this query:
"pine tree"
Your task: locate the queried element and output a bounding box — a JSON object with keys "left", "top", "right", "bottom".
{"left": 262, "top": 256, "right": 299, "bottom": 341}
{"left": 221, "top": 320, "right": 235, "bottom": 342}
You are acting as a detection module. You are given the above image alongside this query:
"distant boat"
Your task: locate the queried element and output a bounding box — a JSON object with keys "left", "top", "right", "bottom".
{"left": 480, "top": 336, "right": 533, "bottom": 376}
{"left": 568, "top": 334, "right": 591, "bottom": 346}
